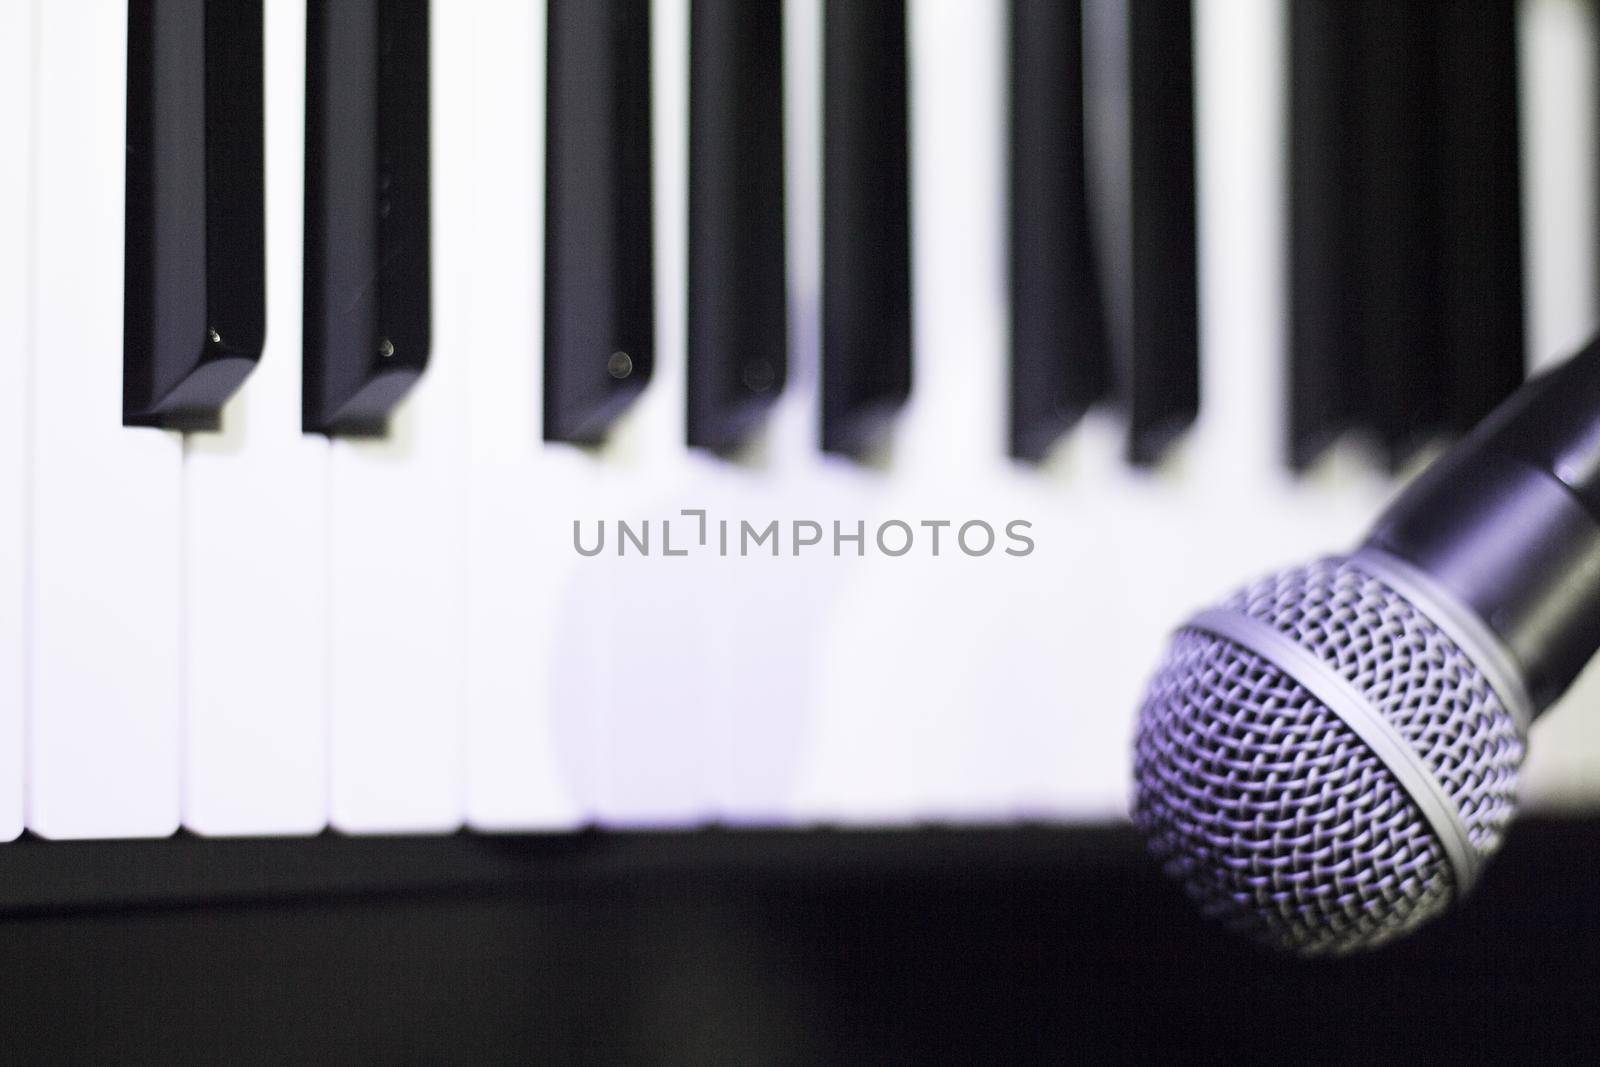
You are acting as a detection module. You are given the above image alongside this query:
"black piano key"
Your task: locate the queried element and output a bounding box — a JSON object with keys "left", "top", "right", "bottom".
{"left": 1353, "top": 0, "right": 1446, "bottom": 467}
{"left": 1289, "top": 0, "right": 1524, "bottom": 471}
{"left": 687, "top": 0, "right": 787, "bottom": 453}
{"left": 124, "top": 0, "right": 265, "bottom": 432}
{"left": 1288, "top": 0, "right": 1363, "bottom": 471}
{"left": 545, "top": 0, "right": 654, "bottom": 445}
{"left": 1437, "top": 0, "right": 1524, "bottom": 431}
{"left": 303, "top": 0, "right": 430, "bottom": 438}
{"left": 1082, "top": 0, "right": 1199, "bottom": 466}
{"left": 1008, "top": 0, "right": 1110, "bottom": 463}
{"left": 821, "top": 0, "right": 910, "bottom": 458}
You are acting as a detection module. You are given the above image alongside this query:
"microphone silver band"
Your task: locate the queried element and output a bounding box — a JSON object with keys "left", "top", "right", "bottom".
{"left": 1351, "top": 546, "right": 1535, "bottom": 735}
{"left": 1184, "top": 607, "right": 1482, "bottom": 897}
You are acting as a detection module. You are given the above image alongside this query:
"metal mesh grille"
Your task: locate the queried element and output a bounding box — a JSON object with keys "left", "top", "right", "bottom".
{"left": 1132, "top": 557, "right": 1525, "bottom": 956}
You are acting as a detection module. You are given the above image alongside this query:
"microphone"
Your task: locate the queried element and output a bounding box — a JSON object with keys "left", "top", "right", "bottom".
{"left": 1133, "top": 338, "right": 1600, "bottom": 955}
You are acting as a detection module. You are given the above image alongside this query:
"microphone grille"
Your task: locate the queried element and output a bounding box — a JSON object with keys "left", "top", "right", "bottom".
{"left": 1133, "top": 557, "right": 1525, "bottom": 955}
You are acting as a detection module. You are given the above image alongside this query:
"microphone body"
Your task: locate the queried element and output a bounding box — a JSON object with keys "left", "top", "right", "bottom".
{"left": 1366, "top": 339, "right": 1600, "bottom": 713}
{"left": 1133, "top": 340, "right": 1600, "bottom": 956}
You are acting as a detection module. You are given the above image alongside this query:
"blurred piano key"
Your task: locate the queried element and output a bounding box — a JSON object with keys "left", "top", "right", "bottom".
{"left": 1289, "top": 0, "right": 1525, "bottom": 470}
{"left": 183, "top": 0, "right": 328, "bottom": 837}
{"left": 1351, "top": 0, "right": 1446, "bottom": 464}
{"left": 784, "top": 0, "right": 934, "bottom": 825}
{"left": 875, "top": 0, "right": 1046, "bottom": 819}
{"left": 468, "top": 0, "right": 717, "bottom": 832}
{"left": 1522, "top": 0, "right": 1599, "bottom": 370}
{"left": 1188, "top": 0, "right": 1293, "bottom": 494}
{"left": 544, "top": 0, "right": 655, "bottom": 444}
{"left": 0, "top": 0, "right": 32, "bottom": 842}
{"left": 687, "top": 0, "right": 788, "bottom": 453}
{"left": 326, "top": 0, "right": 467, "bottom": 834}
{"left": 821, "top": 0, "right": 911, "bottom": 457}
{"left": 1286, "top": 0, "right": 1362, "bottom": 470}
{"left": 1082, "top": 0, "right": 1199, "bottom": 466}
{"left": 1518, "top": 0, "right": 1600, "bottom": 811}
{"left": 303, "top": 0, "right": 431, "bottom": 436}
{"left": 123, "top": 0, "right": 264, "bottom": 431}
{"left": 1437, "top": 0, "right": 1524, "bottom": 433}
{"left": 584, "top": 0, "right": 721, "bottom": 827}
{"left": 29, "top": 0, "right": 183, "bottom": 839}
{"left": 693, "top": 0, "right": 838, "bottom": 827}
{"left": 798, "top": 0, "right": 1115, "bottom": 824}
{"left": 1008, "top": 0, "right": 1110, "bottom": 463}
{"left": 464, "top": 0, "right": 585, "bottom": 832}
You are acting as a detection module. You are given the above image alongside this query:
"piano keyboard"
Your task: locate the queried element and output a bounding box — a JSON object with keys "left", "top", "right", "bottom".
{"left": 3, "top": 0, "right": 1599, "bottom": 842}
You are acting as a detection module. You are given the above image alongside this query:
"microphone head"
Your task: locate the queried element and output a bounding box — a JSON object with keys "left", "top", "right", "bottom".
{"left": 1132, "top": 554, "right": 1528, "bottom": 956}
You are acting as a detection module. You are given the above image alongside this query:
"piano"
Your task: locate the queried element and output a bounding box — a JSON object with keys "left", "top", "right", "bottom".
{"left": 1, "top": 0, "right": 1598, "bottom": 849}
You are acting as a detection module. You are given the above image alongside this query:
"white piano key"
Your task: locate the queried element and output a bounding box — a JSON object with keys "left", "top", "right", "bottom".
{"left": 326, "top": 0, "right": 470, "bottom": 833}
{"left": 181, "top": 0, "right": 328, "bottom": 836}
{"left": 1183, "top": 0, "right": 1347, "bottom": 545}
{"left": 700, "top": 0, "right": 839, "bottom": 826}
{"left": 791, "top": 0, "right": 1024, "bottom": 824}
{"left": 1522, "top": 0, "right": 1599, "bottom": 372}
{"left": 923, "top": 0, "right": 1124, "bottom": 822}
{"left": 768, "top": 0, "right": 824, "bottom": 478}
{"left": 463, "top": 0, "right": 584, "bottom": 831}
{"left": 902, "top": 0, "right": 1007, "bottom": 483}
{"left": 769, "top": 0, "right": 892, "bottom": 826}
{"left": 1191, "top": 0, "right": 1287, "bottom": 490}
{"left": 28, "top": 0, "right": 184, "bottom": 839}
{"left": 889, "top": 0, "right": 1017, "bottom": 818}
{"left": 0, "top": 0, "right": 35, "bottom": 843}
{"left": 1517, "top": 0, "right": 1600, "bottom": 811}
{"left": 580, "top": 0, "right": 720, "bottom": 828}
{"left": 465, "top": 0, "right": 716, "bottom": 831}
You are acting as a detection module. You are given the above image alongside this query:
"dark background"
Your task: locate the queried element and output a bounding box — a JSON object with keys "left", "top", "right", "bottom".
{"left": 0, "top": 819, "right": 1595, "bottom": 1063}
